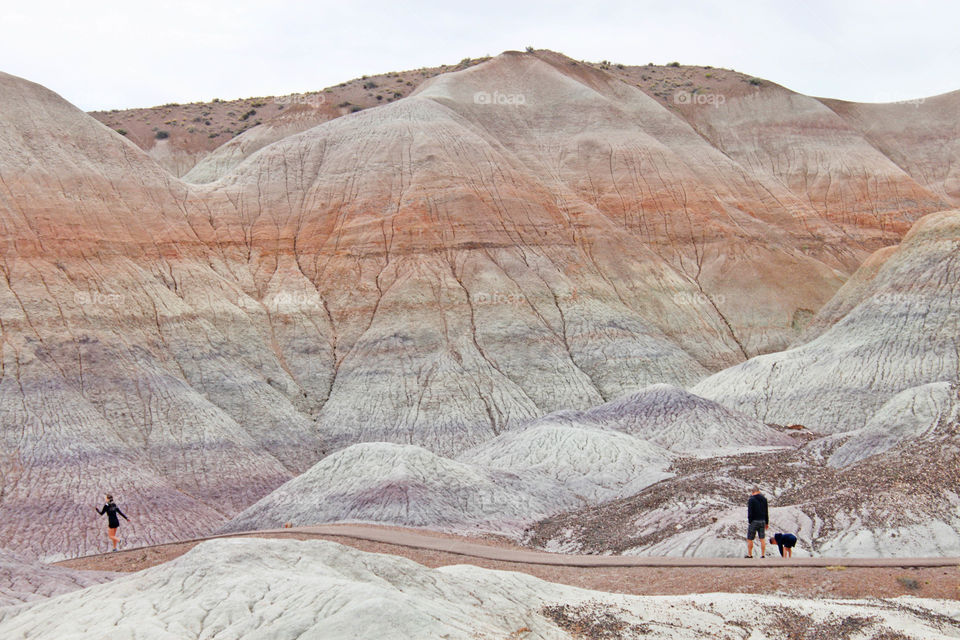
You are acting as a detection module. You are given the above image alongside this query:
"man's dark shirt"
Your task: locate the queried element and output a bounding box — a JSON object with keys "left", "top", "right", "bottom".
{"left": 747, "top": 493, "right": 768, "bottom": 523}
{"left": 773, "top": 533, "right": 797, "bottom": 556}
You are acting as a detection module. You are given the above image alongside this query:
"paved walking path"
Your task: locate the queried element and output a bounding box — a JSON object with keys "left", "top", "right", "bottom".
{"left": 65, "top": 523, "right": 960, "bottom": 568}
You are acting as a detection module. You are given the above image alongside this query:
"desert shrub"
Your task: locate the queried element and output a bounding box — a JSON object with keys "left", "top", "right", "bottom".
{"left": 155, "top": 130, "right": 169, "bottom": 139}
{"left": 363, "top": 81, "right": 377, "bottom": 89}
{"left": 667, "top": 61, "right": 680, "bottom": 67}
{"left": 115, "top": 128, "right": 127, "bottom": 136}
{"left": 749, "top": 77, "right": 762, "bottom": 86}
{"left": 240, "top": 109, "right": 256, "bottom": 121}
{"left": 896, "top": 577, "right": 920, "bottom": 590}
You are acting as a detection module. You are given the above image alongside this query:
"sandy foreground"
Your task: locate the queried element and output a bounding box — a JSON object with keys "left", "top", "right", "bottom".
{"left": 56, "top": 524, "right": 960, "bottom": 601}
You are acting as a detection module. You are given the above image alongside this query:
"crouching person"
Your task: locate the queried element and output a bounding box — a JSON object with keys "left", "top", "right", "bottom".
{"left": 770, "top": 532, "right": 797, "bottom": 557}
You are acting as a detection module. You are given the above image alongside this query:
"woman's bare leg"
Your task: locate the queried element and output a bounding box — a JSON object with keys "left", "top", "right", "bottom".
{"left": 108, "top": 527, "right": 119, "bottom": 549}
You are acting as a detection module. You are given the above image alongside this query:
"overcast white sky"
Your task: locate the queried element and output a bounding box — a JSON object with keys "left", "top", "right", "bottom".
{"left": 2, "top": 0, "right": 957, "bottom": 111}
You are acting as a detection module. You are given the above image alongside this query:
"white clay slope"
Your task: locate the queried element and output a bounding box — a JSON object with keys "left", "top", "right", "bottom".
{"left": 822, "top": 91, "right": 960, "bottom": 206}
{"left": 0, "top": 551, "right": 115, "bottom": 608}
{"left": 829, "top": 381, "right": 960, "bottom": 467}
{"left": 693, "top": 209, "right": 960, "bottom": 433}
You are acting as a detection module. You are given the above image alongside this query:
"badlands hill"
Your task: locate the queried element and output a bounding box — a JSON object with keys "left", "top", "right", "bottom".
{"left": 0, "top": 70, "right": 318, "bottom": 559}
{"left": 1, "top": 49, "right": 959, "bottom": 557}
{"left": 693, "top": 208, "right": 960, "bottom": 433}
{"left": 87, "top": 56, "right": 778, "bottom": 179}
{"left": 220, "top": 442, "right": 582, "bottom": 534}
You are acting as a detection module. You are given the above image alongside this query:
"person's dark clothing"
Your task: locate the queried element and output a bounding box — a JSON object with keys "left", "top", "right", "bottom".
{"left": 772, "top": 533, "right": 797, "bottom": 557}
{"left": 97, "top": 502, "right": 128, "bottom": 529}
{"left": 747, "top": 493, "right": 768, "bottom": 524}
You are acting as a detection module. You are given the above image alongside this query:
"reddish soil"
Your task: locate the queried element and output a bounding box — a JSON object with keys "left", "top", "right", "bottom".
{"left": 88, "top": 51, "right": 764, "bottom": 174}
{"left": 88, "top": 57, "right": 489, "bottom": 166}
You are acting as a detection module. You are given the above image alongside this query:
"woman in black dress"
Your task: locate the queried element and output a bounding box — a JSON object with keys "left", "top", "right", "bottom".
{"left": 94, "top": 494, "right": 129, "bottom": 552}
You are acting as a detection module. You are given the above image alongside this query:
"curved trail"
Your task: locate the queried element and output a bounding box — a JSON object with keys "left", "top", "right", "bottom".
{"left": 65, "top": 523, "right": 960, "bottom": 568}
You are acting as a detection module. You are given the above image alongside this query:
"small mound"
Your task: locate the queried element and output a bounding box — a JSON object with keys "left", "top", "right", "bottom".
{"left": 0, "top": 549, "right": 115, "bottom": 607}
{"left": 219, "top": 443, "right": 579, "bottom": 534}
{"left": 458, "top": 423, "right": 672, "bottom": 502}
{"left": 829, "top": 381, "right": 959, "bottom": 467}
{"left": 537, "top": 384, "right": 795, "bottom": 456}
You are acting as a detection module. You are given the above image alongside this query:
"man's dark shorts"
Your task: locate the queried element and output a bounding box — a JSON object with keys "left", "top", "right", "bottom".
{"left": 747, "top": 520, "right": 766, "bottom": 540}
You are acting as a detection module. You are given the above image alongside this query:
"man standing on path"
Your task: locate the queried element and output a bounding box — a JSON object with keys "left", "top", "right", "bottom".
{"left": 746, "top": 487, "right": 768, "bottom": 558}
